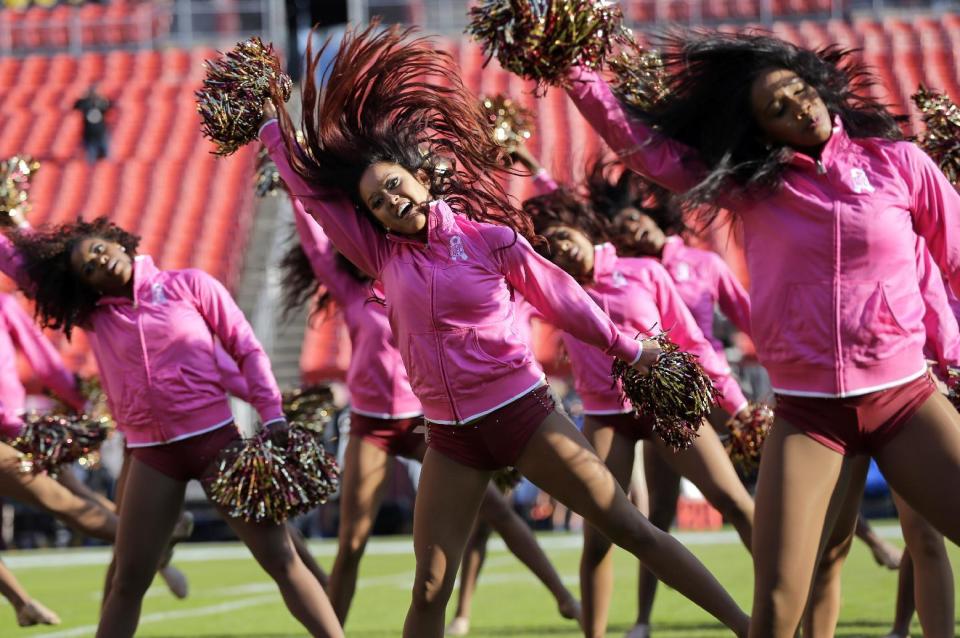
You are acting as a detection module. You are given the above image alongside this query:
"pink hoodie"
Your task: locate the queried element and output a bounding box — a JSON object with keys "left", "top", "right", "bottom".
{"left": 0, "top": 239, "right": 283, "bottom": 446}
{"left": 0, "top": 293, "right": 85, "bottom": 438}
{"left": 531, "top": 170, "right": 752, "bottom": 353}
{"left": 567, "top": 68, "right": 960, "bottom": 398}
{"left": 260, "top": 120, "right": 641, "bottom": 424}
{"left": 562, "top": 243, "right": 748, "bottom": 415}
{"left": 293, "top": 198, "right": 422, "bottom": 418}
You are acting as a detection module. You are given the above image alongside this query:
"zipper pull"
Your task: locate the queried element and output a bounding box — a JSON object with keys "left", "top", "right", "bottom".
{"left": 816, "top": 160, "right": 826, "bottom": 175}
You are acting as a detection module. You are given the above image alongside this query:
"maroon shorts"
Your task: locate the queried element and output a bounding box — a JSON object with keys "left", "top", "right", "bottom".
{"left": 426, "top": 385, "right": 555, "bottom": 471}
{"left": 775, "top": 374, "right": 935, "bottom": 456}
{"left": 584, "top": 412, "right": 655, "bottom": 442}
{"left": 349, "top": 412, "right": 425, "bottom": 460}
{"left": 128, "top": 424, "right": 240, "bottom": 483}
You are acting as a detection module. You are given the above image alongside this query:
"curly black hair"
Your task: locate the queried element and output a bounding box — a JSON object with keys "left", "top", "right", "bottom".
{"left": 583, "top": 156, "right": 685, "bottom": 239}
{"left": 9, "top": 217, "right": 139, "bottom": 338}
{"left": 278, "top": 233, "right": 372, "bottom": 323}
{"left": 525, "top": 187, "right": 610, "bottom": 251}
{"left": 623, "top": 31, "right": 904, "bottom": 222}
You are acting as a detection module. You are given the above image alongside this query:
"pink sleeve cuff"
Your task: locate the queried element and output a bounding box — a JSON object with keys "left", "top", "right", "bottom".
{"left": 612, "top": 333, "right": 643, "bottom": 364}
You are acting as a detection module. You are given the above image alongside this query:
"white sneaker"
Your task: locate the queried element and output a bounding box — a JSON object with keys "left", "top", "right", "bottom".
{"left": 159, "top": 564, "right": 189, "bottom": 599}
{"left": 446, "top": 616, "right": 470, "bottom": 636}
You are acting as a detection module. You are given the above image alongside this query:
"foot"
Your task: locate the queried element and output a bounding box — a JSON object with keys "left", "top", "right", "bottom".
{"left": 16, "top": 599, "right": 60, "bottom": 626}
{"left": 624, "top": 623, "right": 650, "bottom": 638}
{"left": 446, "top": 616, "right": 470, "bottom": 636}
{"left": 558, "top": 595, "right": 582, "bottom": 623}
{"left": 870, "top": 539, "right": 903, "bottom": 570}
{"left": 159, "top": 564, "right": 189, "bottom": 599}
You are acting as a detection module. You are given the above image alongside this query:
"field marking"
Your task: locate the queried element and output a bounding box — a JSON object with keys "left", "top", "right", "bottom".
{"left": 7, "top": 525, "right": 905, "bottom": 571}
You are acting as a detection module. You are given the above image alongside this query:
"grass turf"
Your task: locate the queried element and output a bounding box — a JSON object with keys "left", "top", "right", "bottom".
{"left": 4, "top": 525, "right": 958, "bottom": 637}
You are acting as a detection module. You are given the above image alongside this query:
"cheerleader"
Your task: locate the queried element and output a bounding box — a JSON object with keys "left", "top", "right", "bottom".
{"left": 559, "top": 32, "right": 960, "bottom": 637}
{"left": 280, "top": 196, "right": 579, "bottom": 628}
{"left": 523, "top": 188, "right": 754, "bottom": 638}
{"left": 259, "top": 25, "right": 748, "bottom": 638}
{"left": 0, "top": 219, "right": 342, "bottom": 638}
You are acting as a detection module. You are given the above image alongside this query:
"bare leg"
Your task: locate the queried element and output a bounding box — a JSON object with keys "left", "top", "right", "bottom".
{"left": 634, "top": 442, "right": 681, "bottom": 636}
{"left": 328, "top": 436, "right": 394, "bottom": 623}
{"left": 516, "top": 411, "right": 748, "bottom": 636}
{"left": 855, "top": 515, "right": 903, "bottom": 570}
{"left": 478, "top": 484, "right": 580, "bottom": 622}
{"left": 289, "top": 524, "right": 329, "bottom": 589}
{"left": 0, "top": 559, "right": 60, "bottom": 626}
{"left": 893, "top": 492, "right": 952, "bottom": 638}
{"left": 748, "top": 418, "right": 867, "bottom": 638}
{"left": 96, "top": 458, "right": 187, "bottom": 638}
{"left": 887, "top": 551, "right": 915, "bottom": 638}
{"left": 447, "top": 519, "right": 493, "bottom": 636}
{"left": 801, "top": 455, "right": 869, "bottom": 637}
{"left": 402, "top": 449, "right": 492, "bottom": 638}
{"left": 579, "top": 417, "right": 639, "bottom": 638}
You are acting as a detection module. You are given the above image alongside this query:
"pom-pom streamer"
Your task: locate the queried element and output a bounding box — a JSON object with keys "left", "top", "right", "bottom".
{"left": 11, "top": 413, "right": 110, "bottom": 476}
{"left": 481, "top": 94, "right": 535, "bottom": 149}
{"left": 467, "top": 0, "right": 631, "bottom": 94}
{"left": 254, "top": 147, "right": 283, "bottom": 197}
{"left": 947, "top": 368, "right": 960, "bottom": 413}
{"left": 0, "top": 155, "right": 40, "bottom": 227}
{"left": 196, "top": 37, "right": 292, "bottom": 156}
{"left": 608, "top": 43, "right": 669, "bottom": 112}
{"left": 611, "top": 332, "right": 719, "bottom": 451}
{"left": 724, "top": 402, "right": 774, "bottom": 473}
{"left": 912, "top": 85, "right": 960, "bottom": 186}
{"left": 207, "top": 423, "right": 340, "bottom": 524}
{"left": 282, "top": 385, "right": 336, "bottom": 435}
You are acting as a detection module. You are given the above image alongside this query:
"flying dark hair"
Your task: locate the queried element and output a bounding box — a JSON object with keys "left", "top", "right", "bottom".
{"left": 8, "top": 217, "right": 140, "bottom": 338}
{"left": 524, "top": 187, "right": 611, "bottom": 251}
{"left": 623, "top": 31, "right": 904, "bottom": 221}
{"left": 271, "top": 22, "right": 534, "bottom": 242}
{"left": 583, "top": 156, "right": 685, "bottom": 237}
{"left": 278, "top": 234, "right": 372, "bottom": 323}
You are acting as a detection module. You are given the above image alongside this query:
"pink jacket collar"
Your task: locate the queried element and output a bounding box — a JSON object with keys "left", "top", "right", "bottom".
{"left": 591, "top": 242, "right": 619, "bottom": 283}
{"left": 385, "top": 200, "right": 457, "bottom": 247}
{"left": 660, "top": 235, "right": 685, "bottom": 264}
{"left": 96, "top": 255, "right": 158, "bottom": 307}
{"left": 788, "top": 115, "right": 849, "bottom": 171}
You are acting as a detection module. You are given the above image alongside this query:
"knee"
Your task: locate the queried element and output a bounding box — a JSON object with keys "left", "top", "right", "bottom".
{"left": 904, "top": 523, "right": 946, "bottom": 562}
{"left": 409, "top": 566, "right": 454, "bottom": 612}
{"left": 336, "top": 529, "right": 370, "bottom": 565}
{"left": 257, "top": 543, "right": 300, "bottom": 581}
{"left": 595, "top": 508, "right": 660, "bottom": 557}
{"left": 110, "top": 560, "right": 156, "bottom": 599}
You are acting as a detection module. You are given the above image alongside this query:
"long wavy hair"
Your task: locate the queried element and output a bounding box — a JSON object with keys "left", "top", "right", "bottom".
{"left": 584, "top": 156, "right": 685, "bottom": 233}
{"left": 271, "top": 22, "right": 534, "bottom": 241}
{"left": 524, "top": 187, "right": 610, "bottom": 252}
{"left": 278, "top": 237, "right": 372, "bottom": 323}
{"left": 624, "top": 31, "right": 904, "bottom": 221}
{"left": 9, "top": 217, "right": 140, "bottom": 338}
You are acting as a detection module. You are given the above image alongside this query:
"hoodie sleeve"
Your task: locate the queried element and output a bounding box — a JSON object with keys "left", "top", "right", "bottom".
{"left": 259, "top": 120, "right": 390, "bottom": 279}
{"left": 564, "top": 67, "right": 706, "bottom": 195}
{"left": 711, "top": 253, "right": 752, "bottom": 337}
{"left": 916, "top": 239, "right": 960, "bottom": 376}
{"left": 647, "top": 263, "right": 748, "bottom": 415}
{"left": 0, "top": 231, "right": 32, "bottom": 292}
{"left": 495, "top": 229, "right": 641, "bottom": 364}
{"left": 188, "top": 271, "right": 284, "bottom": 425}
{"left": 291, "top": 196, "right": 358, "bottom": 305}
{"left": 904, "top": 143, "right": 960, "bottom": 299}
{"left": 0, "top": 295, "right": 84, "bottom": 411}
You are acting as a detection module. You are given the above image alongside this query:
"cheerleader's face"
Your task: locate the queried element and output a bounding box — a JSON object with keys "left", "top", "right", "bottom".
{"left": 751, "top": 68, "right": 833, "bottom": 151}
{"left": 359, "top": 162, "right": 430, "bottom": 235}
{"left": 70, "top": 236, "right": 133, "bottom": 295}
{"left": 615, "top": 207, "right": 665, "bottom": 256}
{"left": 541, "top": 223, "right": 595, "bottom": 281}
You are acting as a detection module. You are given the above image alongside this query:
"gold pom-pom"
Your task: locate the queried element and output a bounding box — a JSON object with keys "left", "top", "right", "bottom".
{"left": 282, "top": 385, "right": 336, "bottom": 435}
{"left": 467, "top": 0, "right": 632, "bottom": 94}
{"left": 0, "top": 155, "right": 40, "bottom": 227}
{"left": 196, "top": 37, "right": 292, "bottom": 156}
{"left": 254, "top": 147, "right": 283, "bottom": 197}
{"left": 611, "top": 332, "right": 720, "bottom": 451}
{"left": 912, "top": 85, "right": 960, "bottom": 186}
{"left": 608, "top": 43, "right": 669, "bottom": 111}
{"left": 724, "top": 402, "right": 774, "bottom": 473}
{"left": 481, "top": 94, "right": 536, "bottom": 150}
{"left": 11, "top": 413, "right": 111, "bottom": 477}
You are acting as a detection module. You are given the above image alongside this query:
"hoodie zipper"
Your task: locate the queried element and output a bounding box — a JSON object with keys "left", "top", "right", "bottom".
{"left": 430, "top": 267, "right": 458, "bottom": 422}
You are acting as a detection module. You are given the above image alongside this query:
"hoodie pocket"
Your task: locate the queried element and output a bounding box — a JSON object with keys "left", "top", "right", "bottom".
{"left": 844, "top": 281, "right": 914, "bottom": 364}
{"left": 759, "top": 282, "right": 834, "bottom": 367}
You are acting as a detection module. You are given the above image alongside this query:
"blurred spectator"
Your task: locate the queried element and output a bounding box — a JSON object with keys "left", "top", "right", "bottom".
{"left": 73, "top": 86, "right": 111, "bottom": 164}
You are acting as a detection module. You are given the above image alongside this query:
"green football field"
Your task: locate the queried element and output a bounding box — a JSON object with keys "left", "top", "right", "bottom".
{"left": 4, "top": 525, "right": 958, "bottom": 637}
